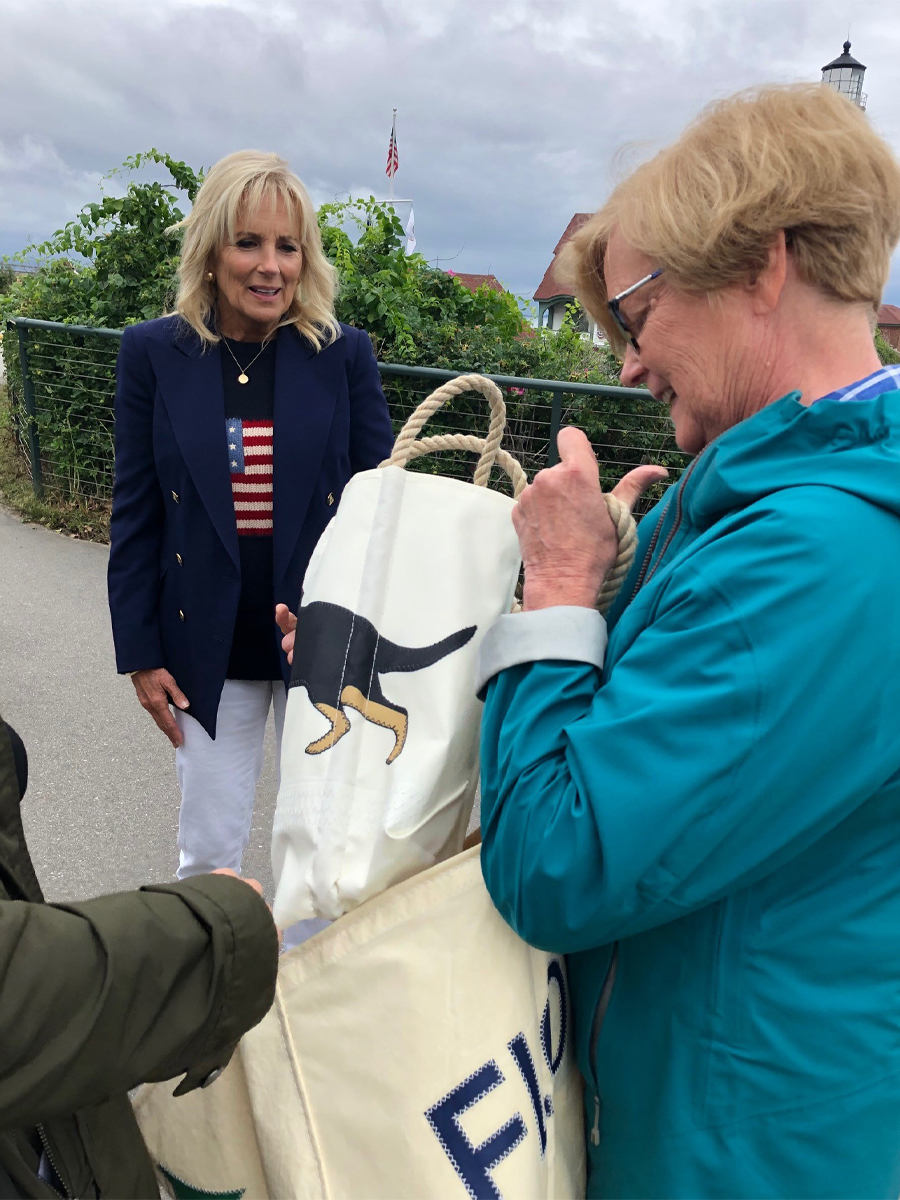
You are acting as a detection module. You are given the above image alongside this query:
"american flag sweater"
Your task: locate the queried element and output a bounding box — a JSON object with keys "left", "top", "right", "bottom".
{"left": 226, "top": 418, "right": 274, "bottom": 536}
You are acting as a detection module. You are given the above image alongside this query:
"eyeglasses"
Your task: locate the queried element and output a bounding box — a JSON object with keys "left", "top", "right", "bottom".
{"left": 607, "top": 268, "right": 664, "bottom": 352}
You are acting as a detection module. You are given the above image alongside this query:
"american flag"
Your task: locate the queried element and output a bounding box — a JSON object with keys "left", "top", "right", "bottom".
{"left": 226, "top": 418, "right": 273, "bottom": 536}
{"left": 386, "top": 117, "right": 399, "bottom": 178}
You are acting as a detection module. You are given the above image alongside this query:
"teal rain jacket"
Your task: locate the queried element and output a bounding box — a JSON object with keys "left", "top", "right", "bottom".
{"left": 480, "top": 391, "right": 900, "bottom": 1198}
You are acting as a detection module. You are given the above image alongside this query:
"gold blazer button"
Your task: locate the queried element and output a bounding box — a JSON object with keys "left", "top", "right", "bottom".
{"left": 327, "top": 492, "right": 335, "bottom": 506}
{"left": 178, "top": 609, "right": 185, "bottom": 622}
{"left": 172, "top": 490, "right": 180, "bottom": 503}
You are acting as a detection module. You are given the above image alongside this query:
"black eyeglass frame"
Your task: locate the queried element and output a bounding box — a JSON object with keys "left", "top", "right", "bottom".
{"left": 607, "top": 268, "right": 664, "bottom": 352}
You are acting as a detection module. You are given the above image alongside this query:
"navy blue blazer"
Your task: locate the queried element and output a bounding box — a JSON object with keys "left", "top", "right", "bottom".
{"left": 108, "top": 314, "right": 395, "bottom": 739}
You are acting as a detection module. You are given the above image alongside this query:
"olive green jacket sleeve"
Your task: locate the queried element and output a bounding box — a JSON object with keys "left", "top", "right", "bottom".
{"left": 0, "top": 874, "right": 278, "bottom": 1129}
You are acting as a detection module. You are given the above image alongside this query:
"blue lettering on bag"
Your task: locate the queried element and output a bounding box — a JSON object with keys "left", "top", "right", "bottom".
{"left": 542, "top": 959, "right": 567, "bottom": 1076}
{"left": 508, "top": 1033, "right": 547, "bottom": 1156}
{"left": 425, "top": 1061, "right": 527, "bottom": 1200}
{"left": 425, "top": 960, "right": 570, "bottom": 1195}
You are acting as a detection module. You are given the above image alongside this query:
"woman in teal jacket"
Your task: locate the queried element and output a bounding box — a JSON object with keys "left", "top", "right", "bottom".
{"left": 478, "top": 84, "right": 900, "bottom": 1198}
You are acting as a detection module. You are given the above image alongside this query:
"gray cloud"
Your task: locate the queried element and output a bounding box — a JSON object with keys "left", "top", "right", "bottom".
{"left": 4, "top": 0, "right": 900, "bottom": 302}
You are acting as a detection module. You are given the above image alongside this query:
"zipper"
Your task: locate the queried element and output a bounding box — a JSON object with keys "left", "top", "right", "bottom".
{"left": 592, "top": 455, "right": 705, "bottom": 1146}
{"left": 586, "top": 943, "right": 619, "bottom": 1150}
{"left": 629, "top": 450, "right": 705, "bottom": 603}
{"left": 589, "top": 944, "right": 619, "bottom": 1068}
{"left": 628, "top": 494, "right": 670, "bottom": 601}
{"left": 36, "top": 1124, "right": 70, "bottom": 1199}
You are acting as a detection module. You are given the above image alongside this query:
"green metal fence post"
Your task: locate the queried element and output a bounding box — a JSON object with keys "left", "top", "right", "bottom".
{"left": 547, "top": 391, "right": 563, "bottom": 466}
{"left": 13, "top": 323, "right": 43, "bottom": 497}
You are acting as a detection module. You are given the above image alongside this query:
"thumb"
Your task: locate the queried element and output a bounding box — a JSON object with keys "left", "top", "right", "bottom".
{"left": 556, "top": 426, "right": 600, "bottom": 480}
{"left": 611, "top": 464, "right": 669, "bottom": 513}
{"left": 162, "top": 670, "right": 190, "bottom": 710}
{"left": 275, "top": 603, "right": 297, "bottom": 635}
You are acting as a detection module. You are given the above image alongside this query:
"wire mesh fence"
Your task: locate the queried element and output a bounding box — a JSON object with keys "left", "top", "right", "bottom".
{"left": 4, "top": 318, "right": 689, "bottom": 517}
{"left": 5, "top": 322, "right": 120, "bottom": 502}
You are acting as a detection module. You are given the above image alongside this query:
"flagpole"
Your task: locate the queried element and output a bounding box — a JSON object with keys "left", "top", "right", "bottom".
{"left": 389, "top": 108, "right": 397, "bottom": 202}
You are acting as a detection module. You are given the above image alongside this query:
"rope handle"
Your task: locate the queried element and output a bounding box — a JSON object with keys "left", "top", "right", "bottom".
{"left": 380, "top": 372, "right": 637, "bottom": 614}
{"left": 597, "top": 493, "right": 637, "bottom": 616}
{"left": 380, "top": 374, "right": 526, "bottom": 495}
{"left": 392, "top": 435, "right": 527, "bottom": 498}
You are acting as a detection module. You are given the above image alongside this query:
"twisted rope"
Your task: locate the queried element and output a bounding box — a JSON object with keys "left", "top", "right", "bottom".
{"left": 597, "top": 493, "right": 637, "bottom": 616}
{"left": 392, "top": 435, "right": 528, "bottom": 498}
{"left": 381, "top": 373, "right": 637, "bottom": 614}
{"left": 383, "top": 374, "right": 509, "bottom": 489}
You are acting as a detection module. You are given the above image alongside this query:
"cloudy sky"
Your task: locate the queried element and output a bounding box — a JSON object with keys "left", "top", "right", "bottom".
{"left": 4, "top": 0, "right": 900, "bottom": 306}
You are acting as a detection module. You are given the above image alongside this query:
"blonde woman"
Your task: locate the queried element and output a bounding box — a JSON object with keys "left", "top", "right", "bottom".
{"left": 478, "top": 86, "right": 900, "bottom": 1195}
{"left": 108, "top": 151, "right": 394, "bottom": 915}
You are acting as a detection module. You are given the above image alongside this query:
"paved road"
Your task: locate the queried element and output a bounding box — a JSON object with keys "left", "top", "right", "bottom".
{"left": 0, "top": 505, "right": 278, "bottom": 902}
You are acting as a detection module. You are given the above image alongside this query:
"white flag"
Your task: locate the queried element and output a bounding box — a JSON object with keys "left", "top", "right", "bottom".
{"left": 405, "top": 206, "right": 416, "bottom": 255}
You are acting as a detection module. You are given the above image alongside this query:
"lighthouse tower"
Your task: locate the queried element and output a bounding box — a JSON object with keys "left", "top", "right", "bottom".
{"left": 821, "top": 41, "right": 867, "bottom": 109}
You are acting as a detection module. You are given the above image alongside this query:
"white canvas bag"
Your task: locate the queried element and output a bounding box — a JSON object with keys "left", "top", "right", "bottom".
{"left": 135, "top": 846, "right": 587, "bottom": 1200}
{"left": 271, "top": 376, "right": 525, "bottom": 929}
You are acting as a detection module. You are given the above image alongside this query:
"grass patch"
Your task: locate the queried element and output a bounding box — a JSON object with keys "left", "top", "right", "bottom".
{"left": 0, "top": 387, "right": 111, "bottom": 542}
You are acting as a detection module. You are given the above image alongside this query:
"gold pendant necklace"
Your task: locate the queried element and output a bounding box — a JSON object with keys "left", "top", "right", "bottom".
{"left": 221, "top": 334, "right": 272, "bottom": 384}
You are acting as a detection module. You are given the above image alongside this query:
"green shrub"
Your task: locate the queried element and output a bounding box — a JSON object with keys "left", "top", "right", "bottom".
{"left": 0, "top": 151, "right": 202, "bottom": 502}
{"left": 875, "top": 330, "right": 900, "bottom": 365}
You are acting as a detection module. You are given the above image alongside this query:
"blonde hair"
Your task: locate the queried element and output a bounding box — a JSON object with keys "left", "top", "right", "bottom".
{"left": 560, "top": 84, "right": 900, "bottom": 353}
{"left": 170, "top": 149, "right": 339, "bottom": 349}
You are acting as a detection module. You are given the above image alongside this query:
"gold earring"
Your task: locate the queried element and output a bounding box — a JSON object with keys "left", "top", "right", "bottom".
{"left": 206, "top": 272, "right": 214, "bottom": 282}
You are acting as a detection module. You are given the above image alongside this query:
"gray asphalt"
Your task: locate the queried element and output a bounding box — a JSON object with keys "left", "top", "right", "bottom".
{"left": 0, "top": 505, "right": 278, "bottom": 902}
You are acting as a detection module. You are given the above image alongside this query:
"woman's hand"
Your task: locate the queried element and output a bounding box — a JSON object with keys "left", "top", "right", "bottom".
{"left": 275, "top": 604, "right": 297, "bottom": 665}
{"left": 131, "top": 668, "right": 189, "bottom": 748}
{"left": 514, "top": 427, "right": 668, "bottom": 612}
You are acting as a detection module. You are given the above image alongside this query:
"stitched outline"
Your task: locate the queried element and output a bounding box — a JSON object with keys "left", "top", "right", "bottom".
{"left": 541, "top": 959, "right": 568, "bottom": 1077}
{"left": 508, "top": 1033, "right": 548, "bottom": 1158}
{"left": 425, "top": 1060, "right": 527, "bottom": 1200}
{"left": 157, "top": 1163, "right": 245, "bottom": 1199}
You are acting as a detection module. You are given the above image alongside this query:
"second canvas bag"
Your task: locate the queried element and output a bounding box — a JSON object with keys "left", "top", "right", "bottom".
{"left": 134, "top": 846, "right": 586, "bottom": 1200}
{"left": 271, "top": 375, "right": 524, "bottom": 929}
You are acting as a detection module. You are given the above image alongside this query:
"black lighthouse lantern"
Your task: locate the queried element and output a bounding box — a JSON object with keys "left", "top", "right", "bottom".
{"left": 821, "top": 40, "right": 867, "bottom": 109}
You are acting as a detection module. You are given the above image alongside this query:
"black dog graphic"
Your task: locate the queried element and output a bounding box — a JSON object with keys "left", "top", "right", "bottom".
{"left": 289, "top": 602, "right": 476, "bottom": 764}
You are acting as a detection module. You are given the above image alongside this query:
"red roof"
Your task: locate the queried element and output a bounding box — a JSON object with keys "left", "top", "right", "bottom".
{"left": 533, "top": 213, "right": 592, "bottom": 302}
{"left": 878, "top": 304, "right": 900, "bottom": 325}
{"left": 446, "top": 271, "right": 505, "bottom": 294}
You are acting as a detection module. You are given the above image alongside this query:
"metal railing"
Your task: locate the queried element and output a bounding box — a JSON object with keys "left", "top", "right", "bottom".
{"left": 3, "top": 317, "right": 687, "bottom": 511}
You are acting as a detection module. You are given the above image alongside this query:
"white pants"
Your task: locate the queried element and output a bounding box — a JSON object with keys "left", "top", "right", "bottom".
{"left": 174, "top": 679, "right": 328, "bottom": 947}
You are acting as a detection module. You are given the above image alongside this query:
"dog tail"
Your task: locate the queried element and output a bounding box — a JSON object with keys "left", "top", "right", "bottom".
{"left": 376, "top": 625, "right": 477, "bottom": 675}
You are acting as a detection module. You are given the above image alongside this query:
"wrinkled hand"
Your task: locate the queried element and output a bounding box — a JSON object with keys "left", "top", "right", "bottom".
{"left": 275, "top": 603, "right": 297, "bottom": 666}
{"left": 131, "top": 668, "right": 189, "bottom": 748}
{"left": 513, "top": 427, "right": 669, "bottom": 611}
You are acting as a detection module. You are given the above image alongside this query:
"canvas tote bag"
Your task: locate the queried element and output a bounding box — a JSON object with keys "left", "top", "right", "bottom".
{"left": 134, "top": 845, "right": 587, "bottom": 1200}
{"left": 270, "top": 375, "right": 526, "bottom": 930}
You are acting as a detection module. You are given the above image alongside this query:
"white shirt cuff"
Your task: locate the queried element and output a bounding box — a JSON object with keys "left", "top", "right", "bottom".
{"left": 475, "top": 606, "right": 608, "bottom": 699}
